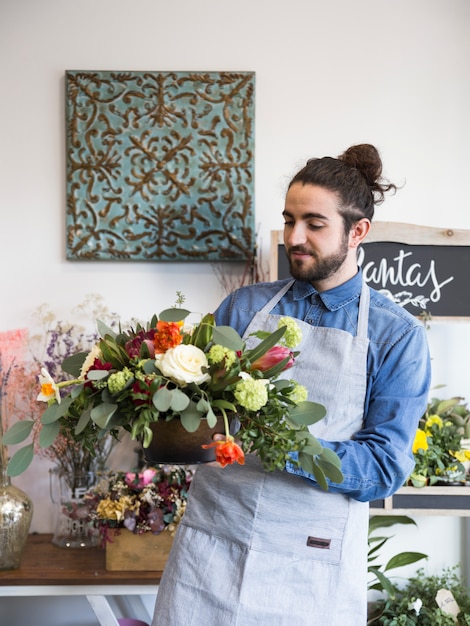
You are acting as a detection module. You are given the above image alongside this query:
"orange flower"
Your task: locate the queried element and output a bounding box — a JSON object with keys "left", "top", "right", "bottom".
{"left": 153, "top": 321, "right": 183, "bottom": 354}
{"left": 202, "top": 437, "right": 245, "bottom": 468}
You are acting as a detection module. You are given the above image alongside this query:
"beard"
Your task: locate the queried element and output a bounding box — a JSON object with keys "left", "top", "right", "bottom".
{"left": 286, "top": 233, "right": 349, "bottom": 283}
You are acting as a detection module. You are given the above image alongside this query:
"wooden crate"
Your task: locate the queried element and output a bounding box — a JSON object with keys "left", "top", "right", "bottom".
{"left": 105, "top": 529, "right": 174, "bottom": 571}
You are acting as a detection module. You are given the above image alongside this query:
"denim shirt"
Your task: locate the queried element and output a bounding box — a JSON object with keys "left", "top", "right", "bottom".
{"left": 214, "top": 269, "right": 432, "bottom": 502}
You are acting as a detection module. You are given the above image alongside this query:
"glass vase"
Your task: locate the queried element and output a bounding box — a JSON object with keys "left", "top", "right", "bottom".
{"left": 0, "top": 449, "right": 33, "bottom": 570}
{"left": 49, "top": 467, "right": 100, "bottom": 548}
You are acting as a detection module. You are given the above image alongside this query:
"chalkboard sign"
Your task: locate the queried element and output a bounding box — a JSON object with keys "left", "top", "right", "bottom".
{"left": 270, "top": 222, "right": 470, "bottom": 319}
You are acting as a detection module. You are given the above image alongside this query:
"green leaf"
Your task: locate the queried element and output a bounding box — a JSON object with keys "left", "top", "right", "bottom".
{"left": 7, "top": 444, "right": 34, "bottom": 476}
{"left": 368, "top": 566, "right": 397, "bottom": 598}
{"left": 289, "top": 400, "right": 326, "bottom": 426}
{"left": 87, "top": 369, "right": 110, "bottom": 381}
{"left": 39, "top": 421, "right": 60, "bottom": 447}
{"left": 189, "top": 314, "right": 215, "bottom": 350}
{"left": 212, "top": 399, "right": 237, "bottom": 412}
{"left": 317, "top": 447, "right": 344, "bottom": 483}
{"left": 61, "top": 352, "right": 87, "bottom": 377}
{"left": 170, "top": 388, "right": 190, "bottom": 412}
{"left": 2, "top": 420, "right": 35, "bottom": 445}
{"left": 40, "top": 396, "right": 75, "bottom": 424}
{"left": 153, "top": 387, "right": 172, "bottom": 412}
{"left": 90, "top": 403, "right": 118, "bottom": 428}
{"left": 75, "top": 407, "right": 92, "bottom": 435}
{"left": 180, "top": 405, "right": 202, "bottom": 432}
{"left": 205, "top": 405, "right": 218, "bottom": 428}
{"left": 212, "top": 325, "right": 244, "bottom": 352}
{"left": 158, "top": 308, "right": 191, "bottom": 322}
{"left": 298, "top": 452, "right": 328, "bottom": 490}
{"left": 301, "top": 442, "right": 323, "bottom": 456}
{"left": 71, "top": 383, "right": 85, "bottom": 399}
{"left": 368, "top": 515, "right": 416, "bottom": 535}
{"left": 97, "top": 319, "right": 117, "bottom": 340}
{"left": 385, "top": 551, "right": 427, "bottom": 571}
{"left": 244, "top": 326, "right": 285, "bottom": 363}
{"left": 142, "top": 360, "right": 158, "bottom": 375}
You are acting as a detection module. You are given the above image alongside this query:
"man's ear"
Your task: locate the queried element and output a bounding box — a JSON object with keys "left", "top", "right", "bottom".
{"left": 349, "top": 219, "right": 371, "bottom": 249}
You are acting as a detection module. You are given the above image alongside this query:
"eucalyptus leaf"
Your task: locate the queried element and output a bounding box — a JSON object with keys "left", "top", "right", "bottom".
{"left": 158, "top": 308, "right": 191, "bottom": 322}
{"left": 39, "top": 420, "right": 60, "bottom": 448}
{"left": 153, "top": 387, "right": 172, "bottom": 412}
{"left": 40, "top": 395, "right": 75, "bottom": 424}
{"left": 7, "top": 444, "right": 34, "bottom": 476}
{"left": 2, "top": 420, "right": 35, "bottom": 445}
{"left": 180, "top": 409, "right": 202, "bottom": 433}
{"left": 316, "top": 448, "right": 344, "bottom": 483}
{"left": 205, "top": 404, "right": 218, "bottom": 428}
{"left": 298, "top": 451, "right": 328, "bottom": 490}
{"left": 289, "top": 400, "right": 326, "bottom": 426}
{"left": 170, "top": 388, "right": 191, "bottom": 412}
{"left": 61, "top": 352, "right": 88, "bottom": 377}
{"left": 90, "top": 403, "right": 118, "bottom": 428}
{"left": 309, "top": 460, "right": 328, "bottom": 491}
{"left": 71, "top": 383, "right": 85, "bottom": 399}
{"left": 87, "top": 369, "right": 111, "bottom": 381}
{"left": 143, "top": 360, "right": 158, "bottom": 375}
{"left": 75, "top": 407, "right": 92, "bottom": 435}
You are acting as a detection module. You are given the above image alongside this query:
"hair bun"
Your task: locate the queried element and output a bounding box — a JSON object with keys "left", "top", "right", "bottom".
{"left": 338, "top": 144, "right": 396, "bottom": 205}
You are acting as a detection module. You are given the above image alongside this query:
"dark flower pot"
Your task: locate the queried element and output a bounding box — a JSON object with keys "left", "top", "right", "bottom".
{"left": 142, "top": 417, "right": 226, "bottom": 465}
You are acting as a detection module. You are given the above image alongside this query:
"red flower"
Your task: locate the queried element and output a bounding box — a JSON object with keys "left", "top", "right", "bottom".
{"left": 84, "top": 358, "right": 112, "bottom": 388}
{"left": 202, "top": 437, "right": 245, "bottom": 468}
{"left": 125, "top": 329, "right": 156, "bottom": 359}
{"left": 153, "top": 321, "right": 183, "bottom": 354}
{"left": 250, "top": 346, "right": 294, "bottom": 372}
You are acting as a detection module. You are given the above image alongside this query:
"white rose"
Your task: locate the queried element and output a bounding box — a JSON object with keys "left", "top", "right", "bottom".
{"left": 155, "top": 344, "right": 211, "bottom": 386}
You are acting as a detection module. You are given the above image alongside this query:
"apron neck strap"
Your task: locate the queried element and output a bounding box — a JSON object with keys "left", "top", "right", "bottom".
{"left": 258, "top": 278, "right": 370, "bottom": 339}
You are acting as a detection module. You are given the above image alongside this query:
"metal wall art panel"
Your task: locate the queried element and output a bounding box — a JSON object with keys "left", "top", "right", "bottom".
{"left": 65, "top": 70, "right": 255, "bottom": 261}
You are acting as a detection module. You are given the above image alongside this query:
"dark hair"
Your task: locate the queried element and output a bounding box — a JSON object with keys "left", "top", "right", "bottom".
{"left": 288, "top": 144, "right": 397, "bottom": 230}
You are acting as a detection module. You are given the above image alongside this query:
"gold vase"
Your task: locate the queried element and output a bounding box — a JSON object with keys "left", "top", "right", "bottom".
{"left": 0, "top": 447, "right": 33, "bottom": 570}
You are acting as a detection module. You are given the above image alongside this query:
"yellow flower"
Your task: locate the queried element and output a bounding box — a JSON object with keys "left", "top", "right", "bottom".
{"left": 412, "top": 428, "right": 429, "bottom": 453}
{"left": 425, "top": 414, "right": 443, "bottom": 429}
{"left": 452, "top": 449, "right": 470, "bottom": 463}
{"left": 96, "top": 495, "right": 137, "bottom": 521}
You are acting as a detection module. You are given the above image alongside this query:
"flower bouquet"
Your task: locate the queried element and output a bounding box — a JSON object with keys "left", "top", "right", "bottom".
{"left": 5, "top": 306, "right": 343, "bottom": 489}
{"left": 84, "top": 464, "right": 193, "bottom": 570}
{"left": 84, "top": 465, "right": 194, "bottom": 539}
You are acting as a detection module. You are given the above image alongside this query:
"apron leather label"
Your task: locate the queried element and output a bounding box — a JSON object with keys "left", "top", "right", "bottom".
{"left": 306, "top": 536, "right": 331, "bottom": 549}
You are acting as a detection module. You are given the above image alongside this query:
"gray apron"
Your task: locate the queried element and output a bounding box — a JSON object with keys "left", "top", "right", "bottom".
{"left": 152, "top": 280, "right": 370, "bottom": 626}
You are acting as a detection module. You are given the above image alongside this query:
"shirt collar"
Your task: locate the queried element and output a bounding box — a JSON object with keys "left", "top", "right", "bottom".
{"left": 292, "top": 268, "right": 363, "bottom": 311}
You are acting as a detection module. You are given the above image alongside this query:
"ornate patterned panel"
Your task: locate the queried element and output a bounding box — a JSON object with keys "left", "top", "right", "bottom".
{"left": 65, "top": 71, "right": 255, "bottom": 261}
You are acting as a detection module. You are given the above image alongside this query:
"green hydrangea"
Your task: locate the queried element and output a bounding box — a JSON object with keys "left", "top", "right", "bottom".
{"left": 234, "top": 376, "right": 268, "bottom": 411}
{"left": 208, "top": 344, "right": 237, "bottom": 369}
{"left": 107, "top": 367, "right": 133, "bottom": 394}
{"left": 287, "top": 381, "right": 308, "bottom": 404}
{"left": 278, "top": 317, "right": 302, "bottom": 348}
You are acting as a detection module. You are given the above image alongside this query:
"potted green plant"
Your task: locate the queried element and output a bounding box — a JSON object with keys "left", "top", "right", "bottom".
{"left": 408, "top": 392, "right": 470, "bottom": 487}
{"left": 367, "top": 515, "right": 428, "bottom": 624}
{"left": 373, "top": 566, "right": 470, "bottom": 625}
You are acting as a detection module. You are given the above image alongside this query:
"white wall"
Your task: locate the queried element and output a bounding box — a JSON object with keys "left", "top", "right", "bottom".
{"left": 1, "top": 0, "right": 469, "bottom": 616}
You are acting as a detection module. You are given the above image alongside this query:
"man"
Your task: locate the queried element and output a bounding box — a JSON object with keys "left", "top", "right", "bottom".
{"left": 152, "top": 144, "right": 431, "bottom": 625}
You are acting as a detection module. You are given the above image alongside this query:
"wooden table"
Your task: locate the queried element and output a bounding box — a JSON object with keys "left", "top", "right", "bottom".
{"left": 0, "top": 534, "right": 161, "bottom": 625}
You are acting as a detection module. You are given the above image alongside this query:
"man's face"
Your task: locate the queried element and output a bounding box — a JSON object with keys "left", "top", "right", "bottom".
{"left": 283, "top": 183, "right": 356, "bottom": 291}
